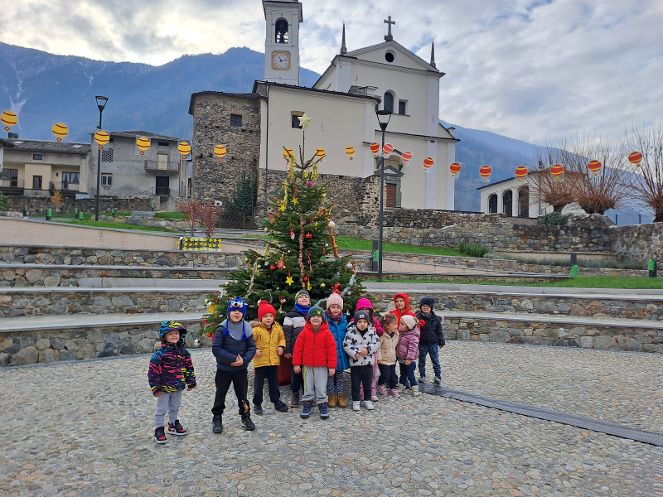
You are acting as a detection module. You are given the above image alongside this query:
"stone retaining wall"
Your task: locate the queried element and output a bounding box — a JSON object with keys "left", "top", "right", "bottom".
{"left": 0, "top": 246, "right": 242, "bottom": 268}
{"left": 613, "top": 223, "right": 663, "bottom": 262}
{"left": 0, "top": 321, "right": 204, "bottom": 366}
{"left": 445, "top": 317, "right": 662, "bottom": 353}
{"left": 5, "top": 196, "right": 159, "bottom": 215}
{"left": 0, "top": 290, "right": 209, "bottom": 317}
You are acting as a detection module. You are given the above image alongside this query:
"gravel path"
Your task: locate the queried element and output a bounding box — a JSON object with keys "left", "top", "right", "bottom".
{"left": 1, "top": 343, "right": 661, "bottom": 497}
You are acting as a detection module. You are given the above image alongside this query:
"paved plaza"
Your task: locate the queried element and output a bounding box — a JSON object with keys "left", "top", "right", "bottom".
{"left": 2, "top": 341, "right": 661, "bottom": 497}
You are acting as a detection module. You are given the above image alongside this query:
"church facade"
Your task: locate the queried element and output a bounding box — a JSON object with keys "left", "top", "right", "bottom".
{"left": 189, "top": 0, "right": 457, "bottom": 224}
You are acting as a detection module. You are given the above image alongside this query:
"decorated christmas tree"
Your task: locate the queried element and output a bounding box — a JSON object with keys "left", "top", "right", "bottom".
{"left": 201, "top": 113, "right": 365, "bottom": 331}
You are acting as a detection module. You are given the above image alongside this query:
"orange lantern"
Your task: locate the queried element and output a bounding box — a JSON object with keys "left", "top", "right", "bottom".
{"left": 1, "top": 110, "right": 17, "bottom": 131}
{"left": 213, "top": 144, "right": 227, "bottom": 161}
{"left": 628, "top": 151, "right": 642, "bottom": 167}
{"left": 449, "top": 162, "right": 461, "bottom": 178}
{"left": 370, "top": 143, "right": 380, "bottom": 156}
{"left": 315, "top": 147, "right": 326, "bottom": 159}
{"left": 479, "top": 165, "right": 492, "bottom": 182}
{"left": 383, "top": 143, "right": 394, "bottom": 155}
{"left": 514, "top": 165, "right": 529, "bottom": 184}
{"left": 401, "top": 151, "right": 412, "bottom": 164}
{"left": 94, "top": 130, "right": 110, "bottom": 149}
{"left": 52, "top": 122, "right": 69, "bottom": 142}
{"left": 550, "top": 164, "right": 565, "bottom": 180}
{"left": 178, "top": 141, "right": 192, "bottom": 158}
{"left": 423, "top": 156, "right": 435, "bottom": 170}
{"left": 135, "top": 136, "right": 151, "bottom": 155}
{"left": 345, "top": 146, "right": 355, "bottom": 160}
{"left": 587, "top": 160, "right": 602, "bottom": 176}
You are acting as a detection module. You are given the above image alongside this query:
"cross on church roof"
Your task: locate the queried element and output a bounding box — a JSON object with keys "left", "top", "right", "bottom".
{"left": 384, "top": 15, "right": 395, "bottom": 41}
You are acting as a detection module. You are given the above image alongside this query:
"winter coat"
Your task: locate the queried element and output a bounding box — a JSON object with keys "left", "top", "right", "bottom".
{"left": 415, "top": 310, "right": 445, "bottom": 346}
{"left": 378, "top": 331, "right": 400, "bottom": 366}
{"left": 326, "top": 311, "right": 350, "bottom": 371}
{"left": 292, "top": 321, "right": 338, "bottom": 369}
{"left": 396, "top": 326, "right": 420, "bottom": 361}
{"left": 283, "top": 308, "right": 307, "bottom": 354}
{"left": 343, "top": 324, "right": 380, "bottom": 367}
{"left": 389, "top": 293, "right": 416, "bottom": 324}
{"left": 148, "top": 343, "right": 196, "bottom": 395}
{"left": 252, "top": 321, "right": 286, "bottom": 368}
{"left": 212, "top": 320, "right": 256, "bottom": 372}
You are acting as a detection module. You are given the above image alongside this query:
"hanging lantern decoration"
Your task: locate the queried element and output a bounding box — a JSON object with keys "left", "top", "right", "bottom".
{"left": 423, "top": 156, "right": 435, "bottom": 170}
{"left": 479, "top": 165, "right": 492, "bottom": 183}
{"left": 94, "top": 130, "right": 110, "bottom": 149}
{"left": 587, "top": 160, "right": 602, "bottom": 176}
{"left": 178, "top": 141, "right": 192, "bottom": 158}
{"left": 449, "top": 162, "right": 462, "bottom": 178}
{"left": 213, "top": 144, "right": 227, "bottom": 161}
{"left": 370, "top": 143, "right": 380, "bottom": 156}
{"left": 627, "top": 151, "right": 642, "bottom": 168}
{"left": 401, "top": 151, "right": 412, "bottom": 164}
{"left": 135, "top": 135, "right": 151, "bottom": 155}
{"left": 315, "top": 147, "right": 326, "bottom": 159}
{"left": 550, "top": 164, "right": 565, "bottom": 180}
{"left": 0, "top": 110, "right": 17, "bottom": 131}
{"left": 383, "top": 143, "right": 394, "bottom": 155}
{"left": 514, "top": 165, "right": 529, "bottom": 184}
{"left": 51, "top": 122, "right": 69, "bottom": 142}
{"left": 345, "top": 146, "right": 355, "bottom": 160}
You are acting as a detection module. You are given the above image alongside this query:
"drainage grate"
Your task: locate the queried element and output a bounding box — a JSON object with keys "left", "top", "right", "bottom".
{"left": 419, "top": 383, "right": 663, "bottom": 447}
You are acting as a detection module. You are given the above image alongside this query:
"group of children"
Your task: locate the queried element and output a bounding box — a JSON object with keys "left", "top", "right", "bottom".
{"left": 147, "top": 290, "right": 445, "bottom": 443}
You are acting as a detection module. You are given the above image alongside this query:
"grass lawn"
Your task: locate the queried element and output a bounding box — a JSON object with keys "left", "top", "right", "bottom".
{"left": 54, "top": 219, "right": 174, "bottom": 233}
{"left": 336, "top": 236, "right": 464, "bottom": 256}
{"left": 154, "top": 211, "right": 186, "bottom": 220}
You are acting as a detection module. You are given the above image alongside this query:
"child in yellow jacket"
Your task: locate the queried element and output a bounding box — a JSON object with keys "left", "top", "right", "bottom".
{"left": 252, "top": 301, "right": 289, "bottom": 414}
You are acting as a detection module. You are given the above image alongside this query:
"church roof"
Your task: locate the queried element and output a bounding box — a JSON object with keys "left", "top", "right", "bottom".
{"left": 345, "top": 39, "right": 442, "bottom": 74}
{"left": 252, "top": 80, "right": 381, "bottom": 102}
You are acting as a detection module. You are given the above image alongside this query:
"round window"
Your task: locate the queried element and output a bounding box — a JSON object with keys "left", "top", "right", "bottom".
{"left": 385, "top": 51, "right": 395, "bottom": 63}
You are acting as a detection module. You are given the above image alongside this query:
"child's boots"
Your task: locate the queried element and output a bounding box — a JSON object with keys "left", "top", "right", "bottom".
{"left": 290, "top": 392, "right": 300, "bottom": 408}
{"left": 328, "top": 393, "right": 337, "bottom": 408}
{"left": 337, "top": 394, "right": 347, "bottom": 408}
{"left": 154, "top": 426, "right": 167, "bottom": 444}
{"left": 300, "top": 400, "right": 313, "bottom": 419}
{"left": 241, "top": 402, "right": 255, "bottom": 431}
{"left": 274, "top": 400, "right": 289, "bottom": 412}
{"left": 212, "top": 415, "right": 223, "bottom": 434}
{"left": 318, "top": 402, "right": 329, "bottom": 420}
{"left": 389, "top": 388, "right": 400, "bottom": 398}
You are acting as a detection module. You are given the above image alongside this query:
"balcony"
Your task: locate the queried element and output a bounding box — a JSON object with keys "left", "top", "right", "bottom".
{"left": 144, "top": 160, "right": 180, "bottom": 174}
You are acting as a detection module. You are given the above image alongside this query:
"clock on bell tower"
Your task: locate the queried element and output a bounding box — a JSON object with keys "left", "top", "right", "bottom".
{"left": 263, "top": 0, "right": 302, "bottom": 85}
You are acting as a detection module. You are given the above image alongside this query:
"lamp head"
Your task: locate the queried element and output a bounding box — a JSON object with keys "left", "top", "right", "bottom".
{"left": 376, "top": 109, "right": 392, "bottom": 131}
{"left": 95, "top": 95, "right": 109, "bottom": 112}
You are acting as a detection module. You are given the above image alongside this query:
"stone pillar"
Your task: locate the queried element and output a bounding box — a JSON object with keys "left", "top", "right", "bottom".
{"left": 497, "top": 190, "right": 504, "bottom": 214}
{"left": 512, "top": 188, "right": 519, "bottom": 217}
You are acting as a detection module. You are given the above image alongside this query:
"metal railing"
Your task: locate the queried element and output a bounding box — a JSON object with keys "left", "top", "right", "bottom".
{"left": 144, "top": 160, "right": 180, "bottom": 173}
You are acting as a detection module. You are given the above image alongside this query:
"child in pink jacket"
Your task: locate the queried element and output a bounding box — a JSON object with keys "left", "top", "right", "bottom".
{"left": 396, "top": 314, "right": 421, "bottom": 396}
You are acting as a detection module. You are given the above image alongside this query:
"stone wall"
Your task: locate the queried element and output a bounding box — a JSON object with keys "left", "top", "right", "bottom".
{"left": 5, "top": 196, "right": 158, "bottom": 214}
{"left": 191, "top": 93, "right": 261, "bottom": 204}
{"left": 612, "top": 223, "right": 663, "bottom": 262}
{"left": 0, "top": 245, "right": 242, "bottom": 268}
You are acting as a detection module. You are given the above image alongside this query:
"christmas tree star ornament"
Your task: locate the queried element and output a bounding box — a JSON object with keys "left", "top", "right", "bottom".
{"left": 285, "top": 274, "right": 294, "bottom": 286}
{"left": 298, "top": 113, "right": 312, "bottom": 129}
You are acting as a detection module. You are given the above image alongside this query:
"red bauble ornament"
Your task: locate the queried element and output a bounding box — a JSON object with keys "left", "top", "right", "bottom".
{"left": 331, "top": 282, "right": 341, "bottom": 293}
{"left": 305, "top": 232, "right": 313, "bottom": 239}
{"left": 270, "top": 264, "right": 276, "bottom": 271}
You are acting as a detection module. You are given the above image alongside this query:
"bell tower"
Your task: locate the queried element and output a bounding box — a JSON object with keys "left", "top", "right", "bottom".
{"left": 263, "top": 0, "right": 302, "bottom": 85}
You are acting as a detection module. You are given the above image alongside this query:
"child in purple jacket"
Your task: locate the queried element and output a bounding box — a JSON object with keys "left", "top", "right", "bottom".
{"left": 395, "top": 314, "right": 421, "bottom": 396}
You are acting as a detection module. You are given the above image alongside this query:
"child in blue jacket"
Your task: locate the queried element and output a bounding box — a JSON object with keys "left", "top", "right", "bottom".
{"left": 325, "top": 292, "right": 349, "bottom": 408}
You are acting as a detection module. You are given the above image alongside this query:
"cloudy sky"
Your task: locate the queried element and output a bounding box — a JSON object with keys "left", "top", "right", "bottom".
{"left": 1, "top": 0, "right": 661, "bottom": 144}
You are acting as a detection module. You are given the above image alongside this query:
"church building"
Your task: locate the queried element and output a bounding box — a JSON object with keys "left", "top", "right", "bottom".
{"left": 189, "top": 0, "right": 457, "bottom": 223}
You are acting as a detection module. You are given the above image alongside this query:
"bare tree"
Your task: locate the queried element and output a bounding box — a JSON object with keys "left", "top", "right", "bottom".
{"left": 531, "top": 150, "right": 577, "bottom": 212}
{"left": 624, "top": 124, "right": 663, "bottom": 222}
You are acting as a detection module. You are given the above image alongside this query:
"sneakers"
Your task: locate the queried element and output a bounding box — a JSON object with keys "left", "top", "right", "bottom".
{"left": 300, "top": 400, "right": 313, "bottom": 419}
{"left": 274, "top": 400, "right": 289, "bottom": 412}
{"left": 365, "top": 400, "right": 375, "bottom": 410}
{"left": 253, "top": 404, "right": 264, "bottom": 415}
{"left": 413, "top": 388, "right": 421, "bottom": 397}
{"left": 167, "top": 420, "right": 187, "bottom": 436}
{"left": 376, "top": 385, "right": 387, "bottom": 395}
{"left": 212, "top": 415, "right": 223, "bottom": 434}
{"left": 290, "top": 392, "right": 300, "bottom": 408}
{"left": 328, "top": 393, "right": 337, "bottom": 408}
{"left": 389, "top": 388, "right": 400, "bottom": 398}
{"left": 337, "top": 394, "right": 347, "bottom": 408}
{"left": 352, "top": 401, "right": 361, "bottom": 411}
{"left": 154, "top": 426, "right": 167, "bottom": 444}
{"left": 370, "top": 394, "right": 379, "bottom": 402}
{"left": 433, "top": 377, "right": 441, "bottom": 386}
{"left": 318, "top": 402, "right": 329, "bottom": 420}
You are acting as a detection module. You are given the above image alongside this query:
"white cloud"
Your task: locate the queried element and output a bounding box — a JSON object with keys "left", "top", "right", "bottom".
{"left": 0, "top": 0, "right": 661, "bottom": 144}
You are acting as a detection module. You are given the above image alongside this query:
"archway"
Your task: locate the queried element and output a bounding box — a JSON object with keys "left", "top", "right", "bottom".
{"left": 502, "top": 190, "right": 512, "bottom": 217}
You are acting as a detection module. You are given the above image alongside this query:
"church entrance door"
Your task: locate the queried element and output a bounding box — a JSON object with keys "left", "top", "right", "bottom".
{"left": 386, "top": 183, "right": 397, "bottom": 208}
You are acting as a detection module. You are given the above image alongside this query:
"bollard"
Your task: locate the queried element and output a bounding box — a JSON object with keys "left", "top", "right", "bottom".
{"left": 570, "top": 253, "right": 577, "bottom": 266}
{"left": 371, "top": 240, "right": 379, "bottom": 272}
{"left": 648, "top": 259, "right": 657, "bottom": 278}
{"left": 569, "top": 264, "right": 579, "bottom": 277}
{"left": 46, "top": 208, "right": 52, "bottom": 220}
{"left": 78, "top": 210, "right": 85, "bottom": 220}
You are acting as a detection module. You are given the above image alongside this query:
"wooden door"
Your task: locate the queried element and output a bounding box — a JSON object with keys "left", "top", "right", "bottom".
{"left": 386, "top": 183, "right": 397, "bottom": 208}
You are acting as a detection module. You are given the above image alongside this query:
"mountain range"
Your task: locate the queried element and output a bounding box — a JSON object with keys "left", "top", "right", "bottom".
{"left": 0, "top": 42, "right": 552, "bottom": 211}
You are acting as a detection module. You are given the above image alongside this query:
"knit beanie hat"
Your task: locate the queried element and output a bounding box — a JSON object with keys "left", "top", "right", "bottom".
{"left": 159, "top": 320, "right": 186, "bottom": 340}
{"left": 306, "top": 306, "right": 325, "bottom": 320}
{"left": 400, "top": 314, "right": 418, "bottom": 330}
{"left": 354, "top": 309, "right": 371, "bottom": 323}
{"left": 419, "top": 296, "right": 435, "bottom": 309}
{"left": 325, "top": 292, "right": 343, "bottom": 310}
{"left": 295, "top": 289, "right": 311, "bottom": 301}
{"left": 258, "top": 301, "right": 277, "bottom": 321}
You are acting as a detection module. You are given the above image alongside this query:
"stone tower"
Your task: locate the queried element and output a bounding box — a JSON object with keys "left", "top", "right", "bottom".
{"left": 263, "top": 0, "right": 303, "bottom": 85}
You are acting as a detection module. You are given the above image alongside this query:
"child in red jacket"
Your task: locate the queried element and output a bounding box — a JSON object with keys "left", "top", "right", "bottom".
{"left": 292, "top": 306, "right": 338, "bottom": 420}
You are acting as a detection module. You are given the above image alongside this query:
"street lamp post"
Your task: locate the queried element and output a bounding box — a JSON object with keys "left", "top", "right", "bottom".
{"left": 375, "top": 109, "right": 392, "bottom": 281}
{"left": 94, "top": 95, "right": 108, "bottom": 221}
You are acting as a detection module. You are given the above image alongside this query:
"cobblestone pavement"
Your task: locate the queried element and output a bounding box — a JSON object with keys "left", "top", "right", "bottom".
{"left": 2, "top": 343, "right": 661, "bottom": 497}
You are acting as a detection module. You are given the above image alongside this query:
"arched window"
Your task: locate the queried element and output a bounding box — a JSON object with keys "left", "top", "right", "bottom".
{"left": 488, "top": 194, "right": 497, "bottom": 213}
{"left": 518, "top": 186, "right": 530, "bottom": 217}
{"left": 275, "top": 18, "right": 289, "bottom": 44}
{"left": 502, "top": 190, "right": 513, "bottom": 217}
{"left": 383, "top": 91, "right": 395, "bottom": 113}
